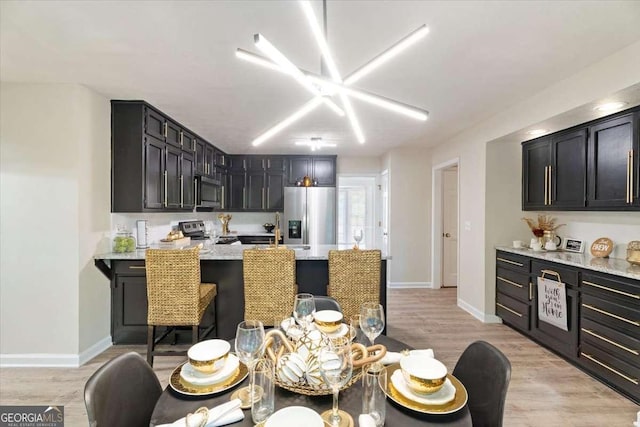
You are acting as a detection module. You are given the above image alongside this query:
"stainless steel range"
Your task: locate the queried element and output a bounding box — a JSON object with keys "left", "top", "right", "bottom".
{"left": 178, "top": 220, "right": 239, "bottom": 244}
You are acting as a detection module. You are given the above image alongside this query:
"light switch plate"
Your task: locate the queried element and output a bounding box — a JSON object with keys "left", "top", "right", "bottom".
{"left": 464, "top": 221, "right": 471, "bottom": 231}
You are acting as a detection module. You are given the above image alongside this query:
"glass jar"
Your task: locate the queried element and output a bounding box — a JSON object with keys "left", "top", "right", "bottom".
{"left": 113, "top": 229, "right": 136, "bottom": 253}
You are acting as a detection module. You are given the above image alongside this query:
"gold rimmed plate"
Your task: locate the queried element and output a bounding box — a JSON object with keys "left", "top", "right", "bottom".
{"left": 169, "top": 361, "right": 248, "bottom": 397}
{"left": 383, "top": 363, "right": 468, "bottom": 415}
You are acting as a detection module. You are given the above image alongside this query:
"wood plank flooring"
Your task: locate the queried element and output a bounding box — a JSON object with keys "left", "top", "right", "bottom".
{"left": 1, "top": 288, "right": 638, "bottom": 426}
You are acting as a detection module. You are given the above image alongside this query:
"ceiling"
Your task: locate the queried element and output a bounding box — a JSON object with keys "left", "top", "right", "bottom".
{"left": 2, "top": 1, "right": 640, "bottom": 156}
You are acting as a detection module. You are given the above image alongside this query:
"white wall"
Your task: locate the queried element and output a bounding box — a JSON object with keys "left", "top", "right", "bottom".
{"left": 426, "top": 40, "right": 640, "bottom": 320}
{"left": 387, "top": 147, "right": 432, "bottom": 286}
{"left": 337, "top": 156, "right": 381, "bottom": 175}
{"left": 0, "top": 83, "right": 111, "bottom": 364}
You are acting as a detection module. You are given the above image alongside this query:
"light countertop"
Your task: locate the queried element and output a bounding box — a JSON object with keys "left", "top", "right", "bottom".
{"left": 496, "top": 246, "right": 640, "bottom": 281}
{"left": 95, "top": 244, "right": 391, "bottom": 261}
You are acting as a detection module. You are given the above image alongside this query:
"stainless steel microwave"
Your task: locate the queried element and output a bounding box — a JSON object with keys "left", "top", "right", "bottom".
{"left": 196, "top": 175, "right": 222, "bottom": 209}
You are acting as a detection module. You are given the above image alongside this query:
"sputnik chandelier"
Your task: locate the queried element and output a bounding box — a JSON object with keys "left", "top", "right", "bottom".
{"left": 236, "top": 0, "right": 429, "bottom": 147}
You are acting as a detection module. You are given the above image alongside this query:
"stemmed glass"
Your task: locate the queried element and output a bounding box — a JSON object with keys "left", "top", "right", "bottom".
{"left": 319, "top": 336, "right": 354, "bottom": 427}
{"left": 353, "top": 229, "right": 364, "bottom": 249}
{"left": 235, "top": 320, "right": 266, "bottom": 407}
{"left": 293, "top": 293, "right": 316, "bottom": 331}
{"left": 360, "top": 302, "right": 385, "bottom": 346}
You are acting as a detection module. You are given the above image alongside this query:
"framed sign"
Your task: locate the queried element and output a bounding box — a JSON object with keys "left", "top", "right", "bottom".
{"left": 591, "top": 237, "right": 614, "bottom": 258}
{"left": 562, "top": 238, "right": 585, "bottom": 253}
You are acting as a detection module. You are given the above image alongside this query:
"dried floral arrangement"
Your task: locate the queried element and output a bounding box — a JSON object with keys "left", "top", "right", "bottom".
{"left": 522, "top": 214, "right": 565, "bottom": 237}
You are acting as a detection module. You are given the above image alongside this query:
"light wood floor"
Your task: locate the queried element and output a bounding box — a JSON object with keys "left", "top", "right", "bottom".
{"left": 1, "top": 288, "right": 638, "bottom": 426}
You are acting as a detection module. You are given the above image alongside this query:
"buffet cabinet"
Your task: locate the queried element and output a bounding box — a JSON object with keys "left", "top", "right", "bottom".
{"left": 496, "top": 250, "right": 639, "bottom": 403}
{"left": 522, "top": 106, "right": 640, "bottom": 211}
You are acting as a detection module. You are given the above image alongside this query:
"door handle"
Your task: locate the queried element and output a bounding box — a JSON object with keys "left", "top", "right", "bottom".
{"left": 444, "top": 233, "right": 451, "bottom": 237}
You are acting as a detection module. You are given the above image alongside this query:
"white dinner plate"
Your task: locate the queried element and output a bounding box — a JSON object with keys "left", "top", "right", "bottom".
{"left": 180, "top": 354, "right": 239, "bottom": 386}
{"left": 390, "top": 370, "right": 456, "bottom": 406}
{"left": 265, "top": 406, "right": 324, "bottom": 427}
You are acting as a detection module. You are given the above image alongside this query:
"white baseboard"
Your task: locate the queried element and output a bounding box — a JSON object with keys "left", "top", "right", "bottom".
{"left": 0, "top": 336, "right": 112, "bottom": 368}
{"left": 457, "top": 298, "right": 503, "bottom": 324}
{"left": 387, "top": 281, "right": 432, "bottom": 289}
{"left": 79, "top": 336, "right": 112, "bottom": 366}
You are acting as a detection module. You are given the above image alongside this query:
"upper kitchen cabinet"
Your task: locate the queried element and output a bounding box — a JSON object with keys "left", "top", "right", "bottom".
{"left": 587, "top": 113, "right": 639, "bottom": 209}
{"left": 522, "top": 106, "right": 639, "bottom": 211}
{"left": 112, "top": 100, "right": 207, "bottom": 212}
{"left": 286, "top": 155, "right": 337, "bottom": 186}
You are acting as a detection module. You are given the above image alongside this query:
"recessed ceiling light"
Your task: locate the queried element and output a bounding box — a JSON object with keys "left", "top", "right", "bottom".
{"left": 594, "top": 101, "right": 628, "bottom": 112}
{"left": 295, "top": 137, "right": 336, "bottom": 152}
{"left": 527, "top": 129, "right": 548, "bottom": 136}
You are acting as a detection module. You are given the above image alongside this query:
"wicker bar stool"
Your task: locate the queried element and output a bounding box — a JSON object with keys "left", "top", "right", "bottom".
{"left": 328, "top": 249, "right": 381, "bottom": 320}
{"left": 243, "top": 248, "right": 296, "bottom": 326}
{"left": 145, "top": 246, "right": 217, "bottom": 366}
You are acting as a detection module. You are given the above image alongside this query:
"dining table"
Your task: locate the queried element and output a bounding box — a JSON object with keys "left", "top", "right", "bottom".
{"left": 150, "top": 334, "right": 472, "bottom": 427}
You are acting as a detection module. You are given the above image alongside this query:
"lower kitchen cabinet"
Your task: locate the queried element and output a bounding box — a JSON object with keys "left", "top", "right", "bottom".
{"left": 496, "top": 250, "right": 640, "bottom": 403}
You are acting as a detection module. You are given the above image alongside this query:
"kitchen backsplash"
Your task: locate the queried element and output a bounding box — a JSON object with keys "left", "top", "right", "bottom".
{"left": 111, "top": 211, "right": 280, "bottom": 244}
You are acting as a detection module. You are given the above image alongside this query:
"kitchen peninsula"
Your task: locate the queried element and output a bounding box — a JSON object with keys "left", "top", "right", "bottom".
{"left": 94, "top": 244, "right": 389, "bottom": 343}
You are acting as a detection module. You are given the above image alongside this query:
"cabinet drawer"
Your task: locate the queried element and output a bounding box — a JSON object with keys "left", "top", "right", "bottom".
{"left": 496, "top": 266, "right": 531, "bottom": 303}
{"left": 582, "top": 293, "right": 639, "bottom": 339}
{"left": 581, "top": 272, "right": 640, "bottom": 304}
{"left": 114, "top": 260, "right": 146, "bottom": 275}
{"left": 581, "top": 317, "right": 640, "bottom": 368}
{"left": 580, "top": 342, "right": 639, "bottom": 401}
{"left": 532, "top": 260, "right": 579, "bottom": 287}
{"left": 496, "top": 251, "right": 530, "bottom": 274}
{"left": 532, "top": 286, "right": 579, "bottom": 359}
{"left": 496, "top": 292, "right": 530, "bottom": 331}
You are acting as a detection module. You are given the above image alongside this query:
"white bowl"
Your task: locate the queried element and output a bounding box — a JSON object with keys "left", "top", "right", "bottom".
{"left": 265, "top": 406, "right": 323, "bottom": 427}
{"left": 187, "top": 339, "right": 230, "bottom": 375}
{"left": 313, "top": 310, "right": 343, "bottom": 333}
{"left": 400, "top": 355, "right": 448, "bottom": 394}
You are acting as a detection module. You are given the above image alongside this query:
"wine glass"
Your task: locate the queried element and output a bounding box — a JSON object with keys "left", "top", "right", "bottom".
{"left": 235, "top": 320, "right": 266, "bottom": 407}
{"left": 293, "top": 293, "right": 316, "bottom": 331}
{"left": 353, "top": 229, "right": 364, "bottom": 249}
{"left": 319, "top": 336, "right": 353, "bottom": 427}
{"left": 360, "top": 302, "right": 385, "bottom": 346}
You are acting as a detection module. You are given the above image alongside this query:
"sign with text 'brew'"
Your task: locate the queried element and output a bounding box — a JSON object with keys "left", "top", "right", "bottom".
{"left": 537, "top": 276, "right": 568, "bottom": 331}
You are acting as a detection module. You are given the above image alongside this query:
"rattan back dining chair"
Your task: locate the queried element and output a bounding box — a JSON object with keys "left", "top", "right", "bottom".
{"left": 84, "top": 351, "right": 162, "bottom": 427}
{"left": 145, "top": 246, "right": 217, "bottom": 366}
{"left": 314, "top": 295, "right": 342, "bottom": 313}
{"left": 453, "top": 340, "right": 511, "bottom": 427}
{"left": 328, "top": 249, "right": 381, "bottom": 320}
{"left": 243, "top": 248, "right": 296, "bottom": 326}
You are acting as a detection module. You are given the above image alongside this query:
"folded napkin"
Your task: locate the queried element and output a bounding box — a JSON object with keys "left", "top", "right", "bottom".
{"left": 156, "top": 399, "right": 244, "bottom": 427}
{"left": 358, "top": 414, "right": 376, "bottom": 427}
{"left": 380, "top": 348, "right": 434, "bottom": 365}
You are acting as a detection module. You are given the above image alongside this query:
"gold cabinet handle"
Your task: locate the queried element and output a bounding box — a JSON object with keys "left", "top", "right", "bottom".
{"left": 180, "top": 131, "right": 184, "bottom": 146}
{"left": 582, "top": 303, "right": 639, "bottom": 327}
{"left": 497, "top": 276, "right": 523, "bottom": 288}
{"left": 627, "top": 151, "right": 631, "bottom": 203}
{"left": 496, "top": 302, "right": 523, "bottom": 317}
{"left": 267, "top": 187, "right": 270, "bottom": 208}
{"left": 581, "top": 328, "right": 639, "bottom": 356}
{"left": 548, "top": 164, "right": 552, "bottom": 205}
{"left": 497, "top": 257, "right": 523, "bottom": 267}
{"left": 163, "top": 170, "right": 168, "bottom": 207}
{"left": 544, "top": 166, "right": 548, "bottom": 205}
{"left": 243, "top": 187, "right": 246, "bottom": 208}
{"left": 529, "top": 282, "right": 533, "bottom": 301}
{"left": 581, "top": 353, "right": 638, "bottom": 385}
{"left": 582, "top": 280, "right": 639, "bottom": 299}
{"left": 267, "top": 158, "right": 271, "bottom": 169}
{"left": 628, "top": 150, "right": 634, "bottom": 204}
{"left": 262, "top": 187, "right": 265, "bottom": 210}
{"left": 129, "top": 265, "right": 146, "bottom": 269}
{"left": 180, "top": 174, "right": 184, "bottom": 207}
{"left": 192, "top": 139, "right": 196, "bottom": 151}
{"left": 194, "top": 178, "right": 198, "bottom": 205}
{"left": 221, "top": 185, "right": 225, "bottom": 209}
{"left": 163, "top": 122, "right": 167, "bottom": 138}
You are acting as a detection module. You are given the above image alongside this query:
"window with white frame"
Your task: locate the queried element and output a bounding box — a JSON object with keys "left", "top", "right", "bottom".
{"left": 337, "top": 176, "right": 376, "bottom": 247}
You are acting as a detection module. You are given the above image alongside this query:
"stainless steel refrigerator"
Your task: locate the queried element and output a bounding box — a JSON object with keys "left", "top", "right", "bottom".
{"left": 284, "top": 187, "right": 336, "bottom": 245}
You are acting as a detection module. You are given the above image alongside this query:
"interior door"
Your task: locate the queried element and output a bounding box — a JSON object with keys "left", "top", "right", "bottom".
{"left": 380, "top": 171, "right": 389, "bottom": 254}
{"left": 442, "top": 166, "right": 458, "bottom": 287}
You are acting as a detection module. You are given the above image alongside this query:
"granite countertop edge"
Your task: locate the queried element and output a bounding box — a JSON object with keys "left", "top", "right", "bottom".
{"left": 496, "top": 246, "right": 640, "bottom": 281}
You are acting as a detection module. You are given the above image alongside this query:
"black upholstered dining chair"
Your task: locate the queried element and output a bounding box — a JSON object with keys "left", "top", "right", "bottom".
{"left": 314, "top": 295, "right": 342, "bottom": 312}
{"left": 84, "top": 352, "right": 162, "bottom": 427}
{"left": 453, "top": 340, "right": 511, "bottom": 427}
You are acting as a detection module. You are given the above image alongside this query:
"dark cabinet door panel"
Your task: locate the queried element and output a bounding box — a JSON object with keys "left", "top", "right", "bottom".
{"left": 288, "top": 157, "right": 311, "bottom": 185}
{"left": 312, "top": 157, "right": 336, "bottom": 186}
{"left": 144, "top": 136, "right": 165, "bottom": 209}
{"left": 551, "top": 129, "right": 587, "bottom": 208}
{"left": 229, "top": 156, "right": 246, "bottom": 171}
{"left": 119, "top": 276, "right": 148, "bottom": 326}
{"left": 531, "top": 286, "right": 579, "bottom": 359}
{"left": 267, "top": 173, "right": 285, "bottom": 211}
{"left": 165, "top": 120, "right": 182, "bottom": 148}
{"left": 195, "top": 139, "right": 205, "bottom": 175}
{"left": 246, "top": 156, "right": 266, "bottom": 171}
{"left": 496, "top": 292, "right": 530, "bottom": 331}
{"left": 182, "top": 131, "right": 195, "bottom": 153}
{"left": 266, "top": 156, "right": 286, "bottom": 172}
{"left": 182, "top": 152, "right": 195, "bottom": 209}
{"left": 165, "top": 145, "right": 182, "bottom": 209}
{"left": 588, "top": 114, "right": 634, "bottom": 208}
{"left": 522, "top": 138, "right": 551, "bottom": 210}
{"left": 227, "top": 171, "right": 245, "bottom": 210}
{"left": 145, "top": 108, "right": 165, "bottom": 141}
{"left": 246, "top": 172, "right": 266, "bottom": 210}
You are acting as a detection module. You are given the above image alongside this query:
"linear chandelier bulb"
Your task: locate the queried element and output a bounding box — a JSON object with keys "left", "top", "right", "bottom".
{"left": 252, "top": 97, "right": 324, "bottom": 146}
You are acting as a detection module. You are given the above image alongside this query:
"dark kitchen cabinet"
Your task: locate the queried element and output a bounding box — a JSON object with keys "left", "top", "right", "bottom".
{"left": 205, "top": 145, "right": 215, "bottom": 177}
{"left": 215, "top": 149, "right": 227, "bottom": 168}
{"left": 246, "top": 171, "right": 266, "bottom": 210}
{"left": 227, "top": 170, "right": 245, "bottom": 210}
{"left": 246, "top": 156, "right": 266, "bottom": 171}
{"left": 522, "top": 106, "right": 639, "bottom": 211}
{"left": 228, "top": 156, "right": 246, "bottom": 171}
{"left": 587, "top": 113, "right": 639, "bottom": 209}
{"left": 112, "top": 100, "right": 220, "bottom": 212}
{"left": 266, "top": 173, "right": 285, "bottom": 210}
{"left": 286, "top": 156, "right": 337, "bottom": 186}
{"left": 266, "top": 156, "right": 286, "bottom": 172}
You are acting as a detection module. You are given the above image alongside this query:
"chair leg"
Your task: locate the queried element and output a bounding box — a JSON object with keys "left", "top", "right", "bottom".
{"left": 192, "top": 325, "right": 199, "bottom": 344}
{"left": 147, "top": 325, "right": 155, "bottom": 367}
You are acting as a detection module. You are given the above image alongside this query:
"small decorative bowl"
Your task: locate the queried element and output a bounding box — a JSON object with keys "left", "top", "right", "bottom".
{"left": 187, "top": 339, "right": 230, "bottom": 375}
{"left": 400, "top": 355, "right": 447, "bottom": 394}
{"left": 313, "top": 310, "right": 343, "bottom": 334}
{"left": 263, "top": 223, "right": 275, "bottom": 233}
